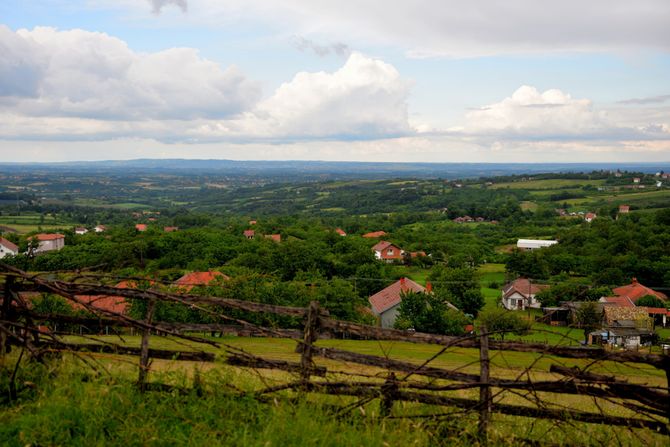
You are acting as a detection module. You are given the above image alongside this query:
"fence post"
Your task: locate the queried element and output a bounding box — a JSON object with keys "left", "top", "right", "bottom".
{"left": 478, "top": 324, "right": 491, "bottom": 441}
{"left": 138, "top": 298, "right": 156, "bottom": 392}
{"left": 1, "top": 276, "right": 16, "bottom": 361}
{"left": 380, "top": 371, "right": 398, "bottom": 417}
{"left": 300, "top": 301, "right": 320, "bottom": 384}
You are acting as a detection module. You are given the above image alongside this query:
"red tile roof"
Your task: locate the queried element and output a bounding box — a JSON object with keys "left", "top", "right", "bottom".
{"left": 164, "top": 226, "right": 178, "bottom": 232}
{"left": 135, "top": 224, "right": 148, "bottom": 231}
{"left": 74, "top": 294, "right": 129, "bottom": 314}
{"left": 618, "top": 205, "right": 630, "bottom": 213}
{"left": 31, "top": 233, "right": 65, "bottom": 241}
{"left": 502, "top": 278, "right": 548, "bottom": 299}
{"left": 612, "top": 278, "right": 667, "bottom": 303}
{"left": 175, "top": 271, "right": 229, "bottom": 291}
{"left": 266, "top": 234, "right": 281, "bottom": 242}
{"left": 369, "top": 277, "right": 426, "bottom": 314}
{"left": 335, "top": 228, "right": 347, "bottom": 236}
{"left": 601, "top": 296, "right": 636, "bottom": 308}
{"left": 362, "top": 231, "right": 387, "bottom": 238}
{"left": 243, "top": 229, "right": 255, "bottom": 237}
{"left": 0, "top": 237, "right": 19, "bottom": 253}
{"left": 372, "top": 241, "right": 403, "bottom": 260}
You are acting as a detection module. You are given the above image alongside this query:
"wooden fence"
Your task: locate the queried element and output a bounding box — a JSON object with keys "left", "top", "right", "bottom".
{"left": 1, "top": 263, "right": 669, "bottom": 442}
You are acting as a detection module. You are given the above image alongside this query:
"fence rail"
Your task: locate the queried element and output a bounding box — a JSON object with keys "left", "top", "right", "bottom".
{"left": 1, "top": 264, "right": 669, "bottom": 442}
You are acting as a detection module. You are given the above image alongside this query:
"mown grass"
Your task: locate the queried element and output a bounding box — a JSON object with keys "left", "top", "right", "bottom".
{"left": 1, "top": 346, "right": 666, "bottom": 447}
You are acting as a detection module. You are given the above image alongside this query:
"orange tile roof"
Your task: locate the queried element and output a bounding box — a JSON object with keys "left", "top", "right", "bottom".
{"left": 369, "top": 278, "right": 426, "bottom": 314}
{"left": 164, "top": 226, "right": 178, "bottom": 232}
{"left": 135, "top": 224, "right": 148, "bottom": 231}
{"left": 612, "top": 278, "right": 667, "bottom": 303}
{"left": 31, "top": 233, "right": 65, "bottom": 241}
{"left": 362, "top": 231, "right": 387, "bottom": 238}
{"left": 74, "top": 294, "right": 129, "bottom": 314}
{"left": 335, "top": 228, "right": 347, "bottom": 236}
{"left": 175, "top": 271, "right": 229, "bottom": 291}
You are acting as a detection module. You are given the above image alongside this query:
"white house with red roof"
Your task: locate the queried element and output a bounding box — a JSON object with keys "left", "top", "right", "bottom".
{"left": 369, "top": 278, "right": 458, "bottom": 328}
{"left": 94, "top": 225, "right": 107, "bottom": 233}
{"left": 501, "top": 278, "right": 549, "bottom": 310}
{"left": 29, "top": 233, "right": 65, "bottom": 254}
{"left": 372, "top": 241, "right": 404, "bottom": 262}
{"left": 584, "top": 212, "right": 597, "bottom": 223}
{"left": 0, "top": 237, "right": 19, "bottom": 259}
{"left": 75, "top": 227, "right": 88, "bottom": 235}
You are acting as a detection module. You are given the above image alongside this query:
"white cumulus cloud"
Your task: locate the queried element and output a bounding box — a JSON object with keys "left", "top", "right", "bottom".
{"left": 0, "top": 25, "right": 261, "bottom": 121}
{"left": 461, "top": 85, "right": 609, "bottom": 137}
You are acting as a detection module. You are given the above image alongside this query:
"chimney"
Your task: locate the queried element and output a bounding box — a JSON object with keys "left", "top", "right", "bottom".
{"left": 632, "top": 277, "right": 638, "bottom": 284}
{"left": 400, "top": 277, "right": 406, "bottom": 287}
{"left": 426, "top": 282, "right": 432, "bottom": 293}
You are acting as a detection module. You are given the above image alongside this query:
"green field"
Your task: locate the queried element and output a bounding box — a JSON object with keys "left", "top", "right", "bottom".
{"left": 0, "top": 214, "right": 76, "bottom": 234}
{"left": 491, "top": 179, "right": 606, "bottom": 190}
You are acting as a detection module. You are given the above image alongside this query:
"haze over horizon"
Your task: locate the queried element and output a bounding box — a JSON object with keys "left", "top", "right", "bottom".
{"left": 1, "top": 1, "right": 669, "bottom": 163}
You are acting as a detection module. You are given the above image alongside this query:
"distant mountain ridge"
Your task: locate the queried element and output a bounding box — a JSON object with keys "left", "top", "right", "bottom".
{"left": 0, "top": 159, "right": 668, "bottom": 179}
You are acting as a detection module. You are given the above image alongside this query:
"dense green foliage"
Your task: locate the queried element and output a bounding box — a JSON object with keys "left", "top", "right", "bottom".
{"left": 394, "top": 291, "right": 469, "bottom": 335}
{"left": 475, "top": 308, "right": 531, "bottom": 341}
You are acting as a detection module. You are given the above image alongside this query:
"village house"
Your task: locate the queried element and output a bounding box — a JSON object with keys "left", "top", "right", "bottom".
{"left": 584, "top": 212, "right": 597, "bottom": 223}
{"left": 135, "top": 224, "right": 148, "bottom": 232}
{"left": 164, "top": 226, "right": 178, "bottom": 233}
{"left": 75, "top": 227, "right": 88, "bottom": 235}
{"left": 611, "top": 278, "right": 667, "bottom": 304}
{"left": 362, "top": 230, "right": 387, "bottom": 238}
{"left": 29, "top": 233, "right": 65, "bottom": 254}
{"left": 372, "top": 240, "right": 404, "bottom": 262}
{"left": 265, "top": 234, "right": 281, "bottom": 243}
{"left": 369, "top": 278, "right": 456, "bottom": 328}
{"left": 174, "top": 271, "right": 230, "bottom": 292}
{"left": 633, "top": 177, "right": 640, "bottom": 184}
{"left": 335, "top": 228, "right": 347, "bottom": 237}
{"left": 249, "top": 220, "right": 257, "bottom": 225}
{"left": 94, "top": 225, "right": 106, "bottom": 233}
{"left": 0, "top": 237, "right": 19, "bottom": 259}
{"left": 501, "top": 278, "right": 549, "bottom": 310}
{"left": 243, "top": 229, "right": 255, "bottom": 239}
{"left": 516, "top": 239, "right": 558, "bottom": 250}
{"left": 618, "top": 204, "right": 630, "bottom": 215}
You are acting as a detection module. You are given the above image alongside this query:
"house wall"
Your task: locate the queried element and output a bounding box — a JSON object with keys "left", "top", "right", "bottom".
{"left": 0, "top": 245, "right": 18, "bottom": 259}
{"left": 380, "top": 304, "right": 400, "bottom": 329}
{"left": 502, "top": 292, "right": 538, "bottom": 310}
{"left": 36, "top": 238, "right": 64, "bottom": 253}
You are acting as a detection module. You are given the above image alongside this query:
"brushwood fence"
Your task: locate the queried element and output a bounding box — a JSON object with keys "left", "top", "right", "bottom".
{"left": 1, "top": 263, "right": 669, "bottom": 442}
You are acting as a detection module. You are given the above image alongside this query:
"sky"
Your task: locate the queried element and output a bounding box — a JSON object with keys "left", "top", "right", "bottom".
{"left": 1, "top": 0, "right": 669, "bottom": 163}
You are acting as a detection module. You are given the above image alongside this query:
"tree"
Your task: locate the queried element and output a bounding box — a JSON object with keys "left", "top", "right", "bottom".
{"left": 635, "top": 295, "right": 667, "bottom": 309}
{"left": 394, "top": 290, "right": 469, "bottom": 335}
{"left": 574, "top": 302, "right": 602, "bottom": 344}
{"left": 475, "top": 308, "right": 531, "bottom": 341}
{"left": 428, "top": 266, "right": 485, "bottom": 317}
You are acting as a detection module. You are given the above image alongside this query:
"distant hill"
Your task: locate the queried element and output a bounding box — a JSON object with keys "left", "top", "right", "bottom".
{"left": 0, "top": 159, "right": 668, "bottom": 180}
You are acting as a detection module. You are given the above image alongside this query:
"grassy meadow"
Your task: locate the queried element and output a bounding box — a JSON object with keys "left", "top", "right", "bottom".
{"left": 1, "top": 332, "right": 667, "bottom": 446}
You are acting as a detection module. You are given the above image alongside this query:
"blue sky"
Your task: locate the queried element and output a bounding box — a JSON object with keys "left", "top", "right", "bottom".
{"left": 1, "top": 0, "right": 669, "bottom": 162}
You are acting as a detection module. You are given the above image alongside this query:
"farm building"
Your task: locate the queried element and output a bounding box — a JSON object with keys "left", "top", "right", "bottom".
{"left": 516, "top": 239, "right": 558, "bottom": 250}
{"left": 75, "top": 227, "right": 88, "bottom": 235}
